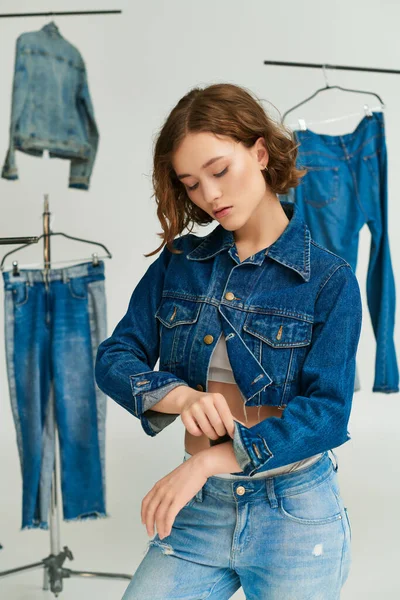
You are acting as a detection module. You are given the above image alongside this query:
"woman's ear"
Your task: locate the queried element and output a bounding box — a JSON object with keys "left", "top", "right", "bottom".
{"left": 254, "top": 136, "right": 269, "bottom": 167}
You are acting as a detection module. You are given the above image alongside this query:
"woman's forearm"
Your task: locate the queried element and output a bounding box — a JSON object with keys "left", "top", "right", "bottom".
{"left": 194, "top": 440, "right": 244, "bottom": 477}
{"left": 148, "top": 384, "right": 189, "bottom": 414}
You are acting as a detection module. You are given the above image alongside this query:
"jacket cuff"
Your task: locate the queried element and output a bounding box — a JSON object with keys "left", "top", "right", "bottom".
{"left": 69, "top": 174, "right": 90, "bottom": 190}
{"left": 130, "top": 373, "right": 189, "bottom": 436}
{"left": 232, "top": 420, "right": 273, "bottom": 476}
{"left": 140, "top": 381, "right": 189, "bottom": 436}
{"left": 2, "top": 149, "right": 18, "bottom": 180}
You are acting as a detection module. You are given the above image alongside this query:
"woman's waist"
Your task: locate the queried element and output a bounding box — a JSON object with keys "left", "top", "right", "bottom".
{"left": 183, "top": 448, "right": 324, "bottom": 480}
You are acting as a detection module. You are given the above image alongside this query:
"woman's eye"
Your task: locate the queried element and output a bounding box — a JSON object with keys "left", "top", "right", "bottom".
{"left": 187, "top": 167, "right": 228, "bottom": 191}
{"left": 215, "top": 167, "right": 228, "bottom": 178}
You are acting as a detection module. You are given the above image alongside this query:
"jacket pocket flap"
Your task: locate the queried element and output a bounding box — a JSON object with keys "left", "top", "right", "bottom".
{"left": 155, "top": 298, "right": 201, "bottom": 328}
{"left": 243, "top": 312, "right": 312, "bottom": 347}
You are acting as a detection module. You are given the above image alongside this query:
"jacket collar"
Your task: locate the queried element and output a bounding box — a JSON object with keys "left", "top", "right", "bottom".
{"left": 186, "top": 199, "right": 311, "bottom": 282}
{"left": 42, "top": 21, "right": 61, "bottom": 38}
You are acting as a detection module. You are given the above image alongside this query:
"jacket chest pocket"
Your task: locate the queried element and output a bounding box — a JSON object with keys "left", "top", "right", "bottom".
{"left": 243, "top": 312, "right": 313, "bottom": 386}
{"left": 155, "top": 298, "right": 201, "bottom": 367}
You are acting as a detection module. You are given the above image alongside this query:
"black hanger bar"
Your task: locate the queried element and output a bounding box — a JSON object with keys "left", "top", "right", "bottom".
{"left": 264, "top": 60, "right": 400, "bottom": 75}
{"left": 0, "top": 10, "right": 122, "bottom": 18}
{"left": 0, "top": 237, "right": 39, "bottom": 245}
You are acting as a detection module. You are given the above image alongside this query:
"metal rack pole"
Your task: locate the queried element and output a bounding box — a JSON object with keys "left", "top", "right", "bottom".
{"left": 0, "top": 10, "right": 122, "bottom": 18}
{"left": 263, "top": 59, "right": 400, "bottom": 75}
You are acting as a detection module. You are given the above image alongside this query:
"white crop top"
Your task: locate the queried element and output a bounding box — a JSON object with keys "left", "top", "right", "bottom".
{"left": 205, "top": 333, "right": 324, "bottom": 478}
{"left": 208, "top": 333, "right": 237, "bottom": 384}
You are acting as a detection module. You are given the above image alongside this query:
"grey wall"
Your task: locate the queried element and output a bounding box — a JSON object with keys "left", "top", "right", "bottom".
{"left": 0, "top": 0, "right": 399, "bottom": 597}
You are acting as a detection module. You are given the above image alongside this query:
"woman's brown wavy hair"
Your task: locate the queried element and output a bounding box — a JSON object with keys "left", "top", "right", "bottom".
{"left": 146, "top": 82, "right": 306, "bottom": 257}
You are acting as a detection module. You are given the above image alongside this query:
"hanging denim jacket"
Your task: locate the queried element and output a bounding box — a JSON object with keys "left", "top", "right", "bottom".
{"left": 2, "top": 21, "right": 98, "bottom": 190}
{"left": 95, "top": 199, "right": 363, "bottom": 477}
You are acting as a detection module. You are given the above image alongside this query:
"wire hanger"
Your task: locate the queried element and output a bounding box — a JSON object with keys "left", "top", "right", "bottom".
{"left": 1, "top": 232, "right": 112, "bottom": 274}
{"left": 281, "top": 64, "right": 386, "bottom": 126}
{"left": 287, "top": 104, "right": 385, "bottom": 131}
{"left": 0, "top": 196, "right": 112, "bottom": 274}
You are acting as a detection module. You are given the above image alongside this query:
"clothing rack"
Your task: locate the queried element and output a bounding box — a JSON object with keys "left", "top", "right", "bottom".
{"left": 0, "top": 198, "right": 131, "bottom": 595}
{"left": 263, "top": 60, "right": 400, "bottom": 75}
{"left": 0, "top": 9, "right": 128, "bottom": 596}
{"left": 0, "top": 10, "right": 122, "bottom": 18}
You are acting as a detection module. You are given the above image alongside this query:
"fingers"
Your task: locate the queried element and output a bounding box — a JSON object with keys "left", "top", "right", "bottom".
{"left": 141, "top": 494, "right": 158, "bottom": 537}
{"left": 180, "top": 412, "right": 203, "bottom": 436}
{"left": 141, "top": 492, "right": 176, "bottom": 540}
{"left": 213, "top": 394, "right": 235, "bottom": 438}
{"left": 182, "top": 393, "right": 235, "bottom": 440}
{"left": 192, "top": 405, "right": 223, "bottom": 440}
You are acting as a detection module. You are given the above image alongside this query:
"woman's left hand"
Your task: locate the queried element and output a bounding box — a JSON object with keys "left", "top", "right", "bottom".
{"left": 141, "top": 455, "right": 208, "bottom": 540}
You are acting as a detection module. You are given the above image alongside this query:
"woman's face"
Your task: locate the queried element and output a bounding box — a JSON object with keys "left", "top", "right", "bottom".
{"left": 171, "top": 132, "right": 270, "bottom": 231}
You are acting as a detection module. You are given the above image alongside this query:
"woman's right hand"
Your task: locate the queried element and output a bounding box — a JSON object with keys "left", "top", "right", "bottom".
{"left": 179, "top": 390, "right": 235, "bottom": 441}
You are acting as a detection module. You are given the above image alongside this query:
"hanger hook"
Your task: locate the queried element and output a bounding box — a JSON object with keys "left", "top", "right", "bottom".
{"left": 322, "top": 64, "right": 330, "bottom": 88}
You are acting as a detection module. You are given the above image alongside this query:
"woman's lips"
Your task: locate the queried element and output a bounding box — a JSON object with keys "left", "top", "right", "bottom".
{"left": 214, "top": 206, "right": 232, "bottom": 218}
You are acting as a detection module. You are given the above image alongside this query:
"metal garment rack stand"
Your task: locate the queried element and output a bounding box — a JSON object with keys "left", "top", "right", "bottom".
{"left": 0, "top": 197, "right": 132, "bottom": 595}
{"left": 0, "top": 7, "right": 130, "bottom": 594}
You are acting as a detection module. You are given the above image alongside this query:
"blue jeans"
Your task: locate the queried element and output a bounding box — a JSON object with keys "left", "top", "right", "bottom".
{"left": 122, "top": 451, "right": 351, "bottom": 599}
{"left": 280, "top": 111, "right": 398, "bottom": 393}
{"left": 3, "top": 261, "right": 108, "bottom": 529}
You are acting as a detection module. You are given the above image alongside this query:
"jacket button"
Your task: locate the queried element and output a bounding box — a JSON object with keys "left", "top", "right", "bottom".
{"left": 203, "top": 335, "right": 214, "bottom": 345}
{"left": 236, "top": 486, "right": 246, "bottom": 495}
{"left": 225, "top": 292, "right": 235, "bottom": 301}
{"left": 196, "top": 384, "right": 204, "bottom": 391}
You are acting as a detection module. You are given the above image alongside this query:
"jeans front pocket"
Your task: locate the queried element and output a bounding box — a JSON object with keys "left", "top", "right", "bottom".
{"left": 68, "top": 276, "right": 87, "bottom": 300}
{"left": 301, "top": 165, "right": 340, "bottom": 209}
{"left": 182, "top": 495, "right": 197, "bottom": 509}
{"left": 279, "top": 471, "right": 343, "bottom": 525}
{"left": 12, "top": 281, "right": 30, "bottom": 307}
{"left": 343, "top": 506, "right": 352, "bottom": 541}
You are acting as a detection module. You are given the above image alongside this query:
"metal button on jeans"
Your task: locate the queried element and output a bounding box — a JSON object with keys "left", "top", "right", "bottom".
{"left": 236, "top": 486, "right": 246, "bottom": 495}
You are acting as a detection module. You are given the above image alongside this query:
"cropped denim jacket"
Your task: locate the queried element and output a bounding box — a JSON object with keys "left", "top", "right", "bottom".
{"left": 2, "top": 22, "right": 98, "bottom": 190}
{"left": 95, "top": 199, "right": 363, "bottom": 476}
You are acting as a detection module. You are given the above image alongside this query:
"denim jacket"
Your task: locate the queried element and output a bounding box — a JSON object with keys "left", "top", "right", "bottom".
{"left": 95, "top": 200, "right": 363, "bottom": 476}
{"left": 2, "top": 22, "right": 98, "bottom": 190}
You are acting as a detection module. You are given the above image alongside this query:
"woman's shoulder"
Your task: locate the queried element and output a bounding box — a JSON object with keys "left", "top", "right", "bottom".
{"left": 309, "top": 238, "right": 354, "bottom": 281}
{"left": 308, "top": 239, "right": 360, "bottom": 312}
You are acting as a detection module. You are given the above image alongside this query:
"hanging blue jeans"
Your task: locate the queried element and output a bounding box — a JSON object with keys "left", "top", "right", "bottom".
{"left": 122, "top": 450, "right": 351, "bottom": 600}
{"left": 3, "top": 260, "right": 108, "bottom": 529}
{"left": 281, "top": 111, "right": 398, "bottom": 394}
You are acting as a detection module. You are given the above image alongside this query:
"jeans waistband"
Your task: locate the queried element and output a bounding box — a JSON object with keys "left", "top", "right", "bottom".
{"left": 2, "top": 260, "right": 104, "bottom": 286}
{"left": 184, "top": 449, "right": 331, "bottom": 480}
{"left": 294, "top": 110, "right": 384, "bottom": 145}
{"left": 294, "top": 111, "right": 385, "bottom": 160}
{"left": 192, "top": 451, "right": 337, "bottom": 506}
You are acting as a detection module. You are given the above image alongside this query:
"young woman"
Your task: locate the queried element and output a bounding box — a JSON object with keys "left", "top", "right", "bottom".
{"left": 95, "top": 83, "right": 362, "bottom": 599}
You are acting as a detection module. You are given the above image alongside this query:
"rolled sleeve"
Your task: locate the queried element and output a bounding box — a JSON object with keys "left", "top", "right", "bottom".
{"left": 131, "top": 378, "right": 189, "bottom": 437}
{"left": 231, "top": 263, "right": 363, "bottom": 476}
